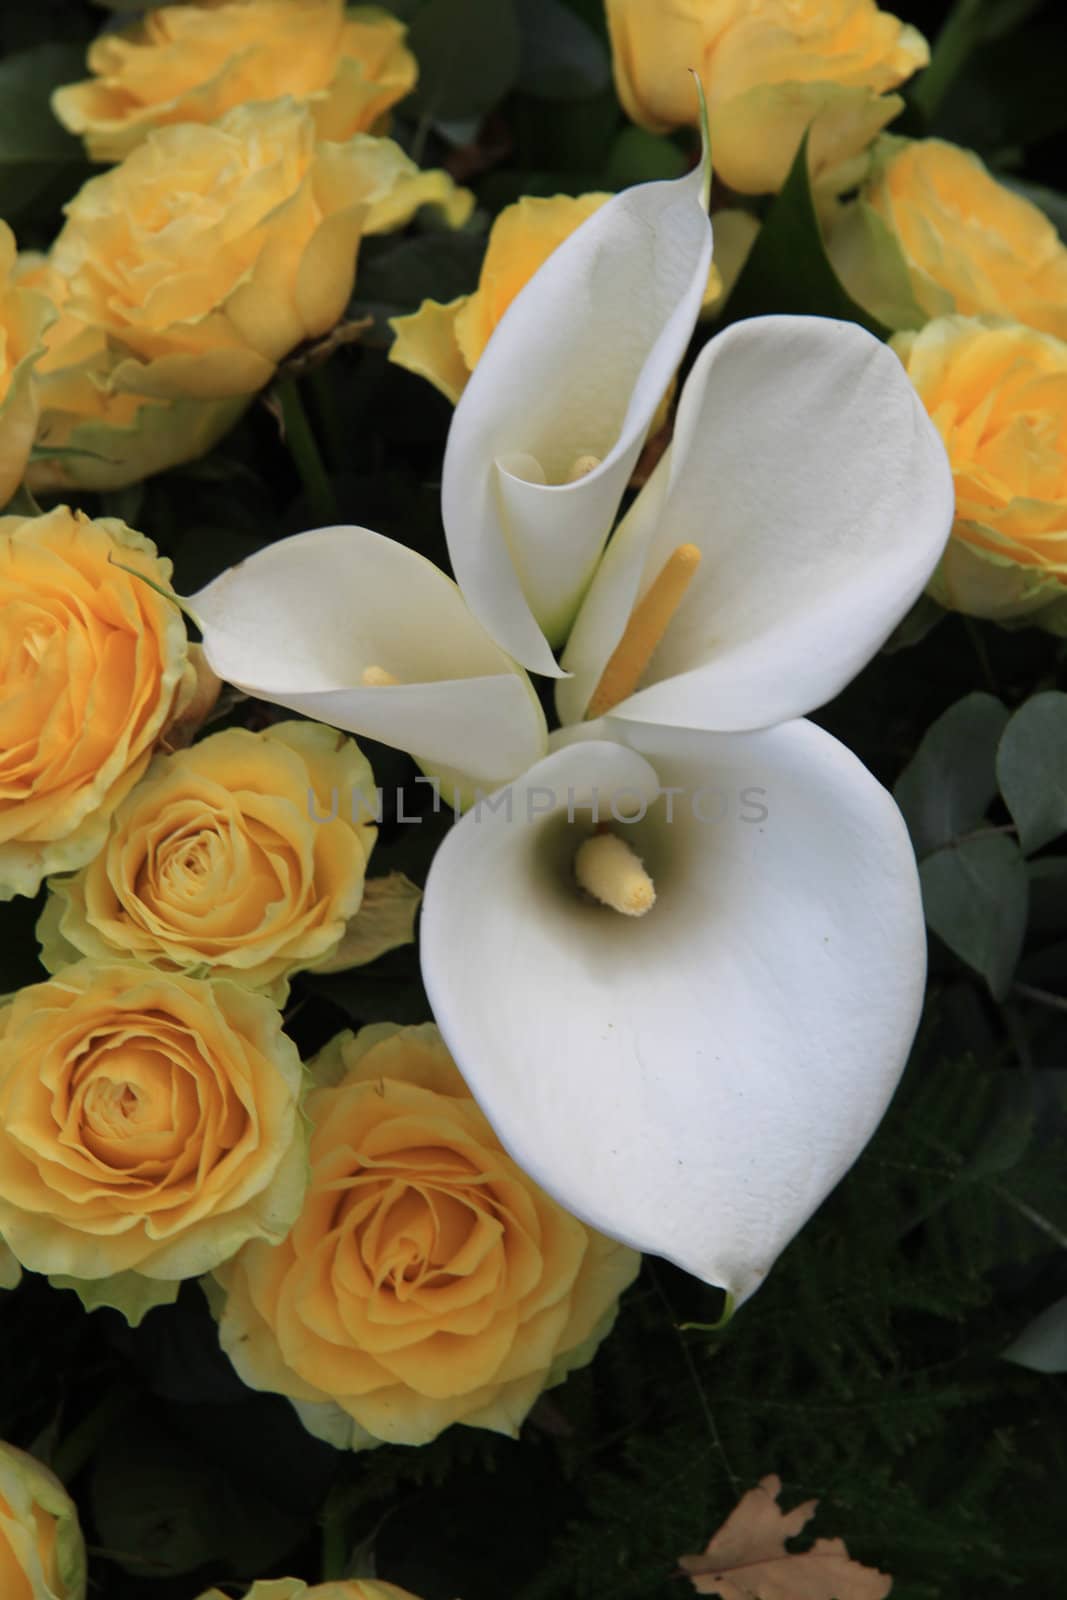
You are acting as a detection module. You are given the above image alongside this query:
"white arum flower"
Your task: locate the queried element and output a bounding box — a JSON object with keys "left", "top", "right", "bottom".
{"left": 188, "top": 152, "right": 954, "bottom": 1304}
{"left": 190, "top": 524, "right": 547, "bottom": 791}
{"left": 419, "top": 717, "right": 926, "bottom": 1304}
{"left": 440, "top": 156, "right": 714, "bottom": 675}
{"left": 441, "top": 180, "right": 952, "bottom": 702}
{"left": 555, "top": 313, "right": 953, "bottom": 732}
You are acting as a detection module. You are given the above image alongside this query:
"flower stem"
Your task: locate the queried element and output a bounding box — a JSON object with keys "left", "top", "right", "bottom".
{"left": 52, "top": 1387, "right": 134, "bottom": 1485}
{"left": 277, "top": 375, "right": 337, "bottom": 525}
{"left": 910, "top": 0, "right": 985, "bottom": 124}
{"left": 319, "top": 1483, "right": 350, "bottom": 1580}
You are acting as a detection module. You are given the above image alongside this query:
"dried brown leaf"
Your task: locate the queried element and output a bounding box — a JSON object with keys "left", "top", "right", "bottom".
{"left": 679, "top": 1474, "right": 892, "bottom": 1600}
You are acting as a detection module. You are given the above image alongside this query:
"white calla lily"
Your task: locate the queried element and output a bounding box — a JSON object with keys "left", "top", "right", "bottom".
{"left": 556, "top": 315, "right": 954, "bottom": 731}
{"left": 441, "top": 160, "right": 713, "bottom": 675}
{"left": 191, "top": 524, "right": 547, "bottom": 787}
{"left": 420, "top": 718, "right": 925, "bottom": 1302}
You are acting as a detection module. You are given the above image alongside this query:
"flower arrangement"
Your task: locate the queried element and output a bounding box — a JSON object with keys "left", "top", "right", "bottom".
{"left": 0, "top": 2, "right": 1064, "bottom": 1597}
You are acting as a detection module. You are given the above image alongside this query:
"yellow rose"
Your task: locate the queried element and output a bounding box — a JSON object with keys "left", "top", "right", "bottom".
{"left": 606, "top": 0, "right": 928, "bottom": 195}
{"left": 0, "top": 507, "right": 194, "bottom": 899}
{"left": 0, "top": 1441, "right": 86, "bottom": 1600}
{"left": 44, "top": 100, "right": 470, "bottom": 436}
{"left": 0, "top": 962, "right": 307, "bottom": 1283}
{"left": 893, "top": 315, "right": 1067, "bottom": 630}
{"left": 855, "top": 137, "right": 1067, "bottom": 339}
{"left": 54, "top": 0, "right": 417, "bottom": 163}
{"left": 0, "top": 225, "right": 54, "bottom": 507}
{"left": 16, "top": 254, "right": 248, "bottom": 496}
{"left": 390, "top": 191, "right": 728, "bottom": 404}
{"left": 39, "top": 721, "right": 387, "bottom": 1000}
{"left": 213, "top": 1023, "right": 640, "bottom": 1449}
{"left": 197, "top": 1582, "right": 423, "bottom": 1600}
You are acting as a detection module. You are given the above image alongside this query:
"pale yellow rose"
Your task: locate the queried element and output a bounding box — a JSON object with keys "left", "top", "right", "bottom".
{"left": 16, "top": 253, "right": 248, "bottom": 495}
{"left": 893, "top": 316, "right": 1067, "bottom": 630}
{"left": 54, "top": 0, "right": 417, "bottom": 163}
{"left": 197, "top": 1581, "right": 423, "bottom": 1600}
{"left": 390, "top": 191, "right": 726, "bottom": 404}
{"left": 850, "top": 137, "right": 1067, "bottom": 339}
{"left": 0, "top": 1441, "right": 86, "bottom": 1600}
{"left": 0, "top": 507, "right": 195, "bottom": 900}
{"left": 0, "top": 962, "right": 307, "bottom": 1283}
{"left": 0, "top": 225, "right": 54, "bottom": 508}
{"left": 37, "top": 721, "right": 401, "bottom": 1000}
{"left": 606, "top": 0, "right": 928, "bottom": 195}
{"left": 213, "top": 1023, "right": 641, "bottom": 1449}
{"left": 36, "top": 100, "right": 470, "bottom": 487}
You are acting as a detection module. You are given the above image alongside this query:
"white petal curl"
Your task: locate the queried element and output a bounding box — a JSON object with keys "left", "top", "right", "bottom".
{"left": 558, "top": 314, "right": 954, "bottom": 730}
{"left": 192, "top": 525, "right": 547, "bottom": 786}
{"left": 441, "top": 164, "right": 713, "bottom": 675}
{"left": 420, "top": 718, "right": 925, "bottom": 1302}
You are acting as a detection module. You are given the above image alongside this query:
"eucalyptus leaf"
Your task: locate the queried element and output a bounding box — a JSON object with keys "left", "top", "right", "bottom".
{"left": 996, "top": 691, "right": 1067, "bottom": 854}
{"left": 919, "top": 834, "right": 1028, "bottom": 1000}
{"left": 514, "top": 0, "right": 610, "bottom": 100}
{"left": 894, "top": 692, "right": 1009, "bottom": 858}
{"left": 1027, "top": 857, "right": 1067, "bottom": 941}
{"left": 354, "top": 230, "right": 487, "bottom": 314}
{"left": 408, "top": 0, "right": 520, "bottom": 123}
{"left": 90, "top": 1423, "right": 226, "bottom": 1577}
{"left": 602, "top": 126, "right": 686, "bottom": 188}
{"left": 722, "top": 132, "right": 889, "bottom": 338}
{"left": 1003, "top": 1295, "right": 1067, "bottom": 1373}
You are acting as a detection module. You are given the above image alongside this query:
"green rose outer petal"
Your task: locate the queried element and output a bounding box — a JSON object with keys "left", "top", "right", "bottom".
{"left": 0, "top": 1440, "right": 88, "bottom": 1600}
{"left": 0, "top": 1239, "right": 21, "bottom": 1291}
{"left": 928, "top": 526, "right": 1067, "bottom": 634}
{"left": 0, "top": 283, "right": 55, "bottom": 509}
{"left": 27, "top": 389, "right": 250, "bottom": 494}
{"left": 48, "top": 1270, "right": 180, "bottom": 1327}
{"left": 826, "top": 198, "right": 930, "bottom": 333}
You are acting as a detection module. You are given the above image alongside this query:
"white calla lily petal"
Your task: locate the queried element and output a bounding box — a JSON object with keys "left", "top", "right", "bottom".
{"left": 192, "top": 525, "right": 547, "bottom": 785}
{"left": 420, "top": 719, "right": 925, "bottom": 1302}
{"left": 560, "top": 315, "right": 953, "bottom": 730}
{"left": 441, "top": 163, "right": 713, "bottom": 675}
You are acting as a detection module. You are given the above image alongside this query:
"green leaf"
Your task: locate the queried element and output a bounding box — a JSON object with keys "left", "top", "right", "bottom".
{"left": 996, "top": 691, "right": 1067, "bottom": 854}
{"left": 894, "top": 692, "right": 1010, "bottom": 858}
{"left": 601, "top": 126, "right": 686, "bottom": 188}
{"left": 881, "top": 593, "right": 946, "bottom": 654}
{"left": 920, "top": 835, "right": 1029, "bottom": 1000}
{"left": 408, "top": 0, "right": 520, "bottom": 123}
{"left": 514, "top": 0, "right": 609, "bottom": 100}
{"left": 48, "top": 1272, "right": 180, "bottom": 1327}
{"left": 354, "top": 230, "right": 487, "bottom": 314}
{"left": 1003, "top": 1295, "right": 1067, "bottom": 1373}
{"left": 932, "top": 24, "right": 1067, "bottom": 154}
{"left": 0, "top": 44, "right": 94, "bottom": 223}
{"left": 302, "top": 946, "right": 433, "bottom": 1027}
{"left": 722, "top": 132, "right": 889, "bottom": 338}
{"left": 1028, "top": 857, "right": 1067, "bottom": 941}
